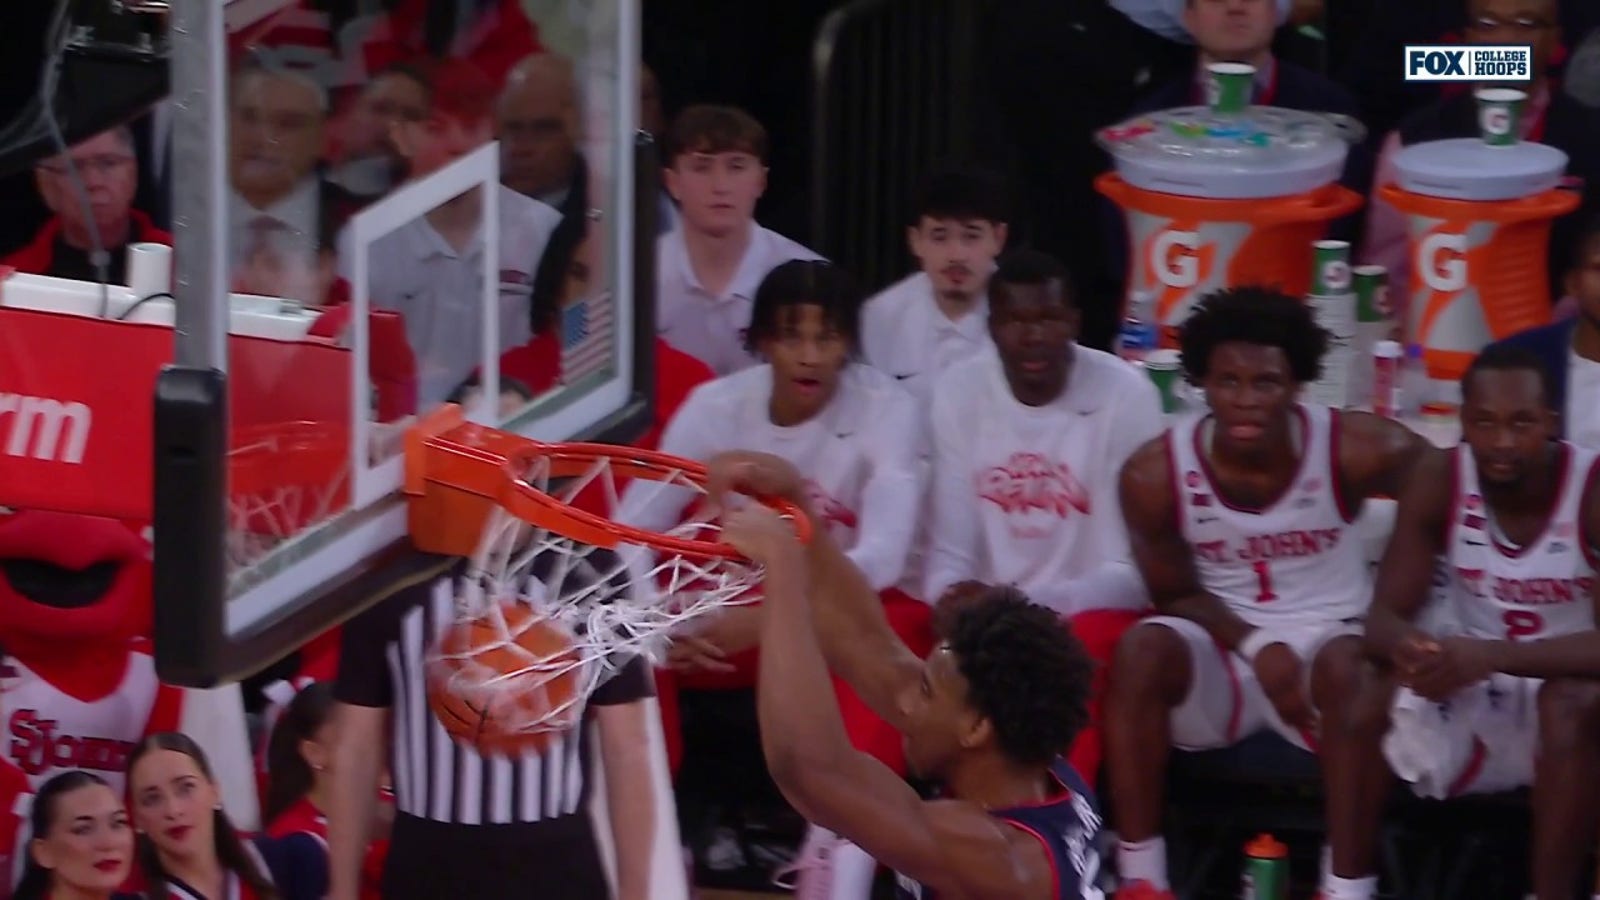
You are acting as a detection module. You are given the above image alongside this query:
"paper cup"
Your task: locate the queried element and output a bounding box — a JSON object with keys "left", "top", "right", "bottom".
{"left": 1354, "top": 265, "right": 1389, "bottom": 324}
{"left": 1311, "top": 240, "right": 1352, "bottom": 297}
{"left": 1206, "top": 63, "right": 1256, "bottom": 115}
{"left": 1145, "top": 348, "right": 1183, "bottom": 414}
{"left": 127, "top": 241, "right": 172, "bottom": 300}
{"left": 1476, "top": 87, "right": 1526, "bottom": 146}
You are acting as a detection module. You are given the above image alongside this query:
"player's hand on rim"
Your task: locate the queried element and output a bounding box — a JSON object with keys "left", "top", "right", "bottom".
{"left": 1252, "top": 642, "right": 1319, "bottom": 732}
{"left": 721, "top": 504, "right": 805, "bottom": 572}
{"left": 705, "top": 450, "right": 808, "bottom": 509}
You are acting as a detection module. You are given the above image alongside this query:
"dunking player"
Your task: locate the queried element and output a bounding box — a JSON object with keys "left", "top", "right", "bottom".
{"left": 1107, "top": 287, "right": 1429, "bottom": 899}
{"left": 707, "top": 450, "right": 1108, "bottom": 899}
{"left": 1332, "top": 345, "right": 1600, "bottom": 900}
{"left": 615, "top": 259, "right": 929, "bottom": 896}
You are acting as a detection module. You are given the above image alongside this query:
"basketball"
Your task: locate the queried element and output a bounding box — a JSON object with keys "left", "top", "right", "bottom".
{"left": 425, "top": 602, "right": 585, "bottom": 757}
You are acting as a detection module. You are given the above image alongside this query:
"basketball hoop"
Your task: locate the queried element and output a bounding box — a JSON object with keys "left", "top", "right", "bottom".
{"left": 405, "top": 406, "right": 809, "bottom": 754}
{"left": 226, "top": 421, "right": 351, "bottom": 573}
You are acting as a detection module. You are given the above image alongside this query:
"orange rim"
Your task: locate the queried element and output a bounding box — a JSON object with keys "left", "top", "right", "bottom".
{"left": 406, "top": 406, "right": 811, "bottom": 561}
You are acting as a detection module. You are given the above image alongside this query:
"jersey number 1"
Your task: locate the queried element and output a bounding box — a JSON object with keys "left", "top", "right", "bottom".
{"left": 1252, "top": 560, "right": 1277, "bottom": 603}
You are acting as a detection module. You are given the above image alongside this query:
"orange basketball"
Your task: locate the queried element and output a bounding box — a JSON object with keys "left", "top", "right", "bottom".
{"left": 425, "top": 603, "right": 585, "bottom": 757}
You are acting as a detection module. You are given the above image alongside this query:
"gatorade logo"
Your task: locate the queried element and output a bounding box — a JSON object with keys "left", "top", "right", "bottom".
{"left": 1480, "top": 106, "right": 1512, "bottom": 137}
{"left": 1152, "top": 230, "right": 1204, "bottom": 289}
{"left": 1321, "top": 260, "right": 1351, "bottom": 293}
{"left": 1419, "top": 232, "right": 1469, "bottom": 293}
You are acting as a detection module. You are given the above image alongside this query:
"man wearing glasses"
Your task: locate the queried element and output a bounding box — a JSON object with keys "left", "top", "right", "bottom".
{"left": 1360, "top": 0, "right": 1599, "bottom": 319}
{"left": 4, "top": 126, "right": 170, "bottom": 284}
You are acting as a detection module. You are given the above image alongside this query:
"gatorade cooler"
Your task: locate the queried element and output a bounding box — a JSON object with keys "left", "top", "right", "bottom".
{"left": 1382, "top": 137, "right": 1578, "bottom": 382}
{"left": 1098, "top": 102, "right": 1364, "bottom": 345}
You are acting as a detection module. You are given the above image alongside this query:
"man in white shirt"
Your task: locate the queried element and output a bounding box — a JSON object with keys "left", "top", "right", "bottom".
{"left": 655, "top": 105, "right": 821, "bottom": 375}
{"left": 859, "top": 166, "right": 1008, "bottom": 405}
{"left": 341, "top": 57, "right": 562, "bottom": 409}
{"left": 923, "top": 250, "right": 1164, "bottom": 788}
{"left": 1486, "top": 220, "right": 1600, "bottom": 448}
{"left": 617, "top": 260, "right": 926, "bottom": 900}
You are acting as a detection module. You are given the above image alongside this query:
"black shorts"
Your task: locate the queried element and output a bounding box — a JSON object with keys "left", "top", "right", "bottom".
{"left": 380, "top": 811, "right": 610, "bottom": 899}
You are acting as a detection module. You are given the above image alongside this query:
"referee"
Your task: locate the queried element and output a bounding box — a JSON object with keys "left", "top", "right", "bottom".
{"left": 325, "top": 552, "right": 659, "bottom": 900}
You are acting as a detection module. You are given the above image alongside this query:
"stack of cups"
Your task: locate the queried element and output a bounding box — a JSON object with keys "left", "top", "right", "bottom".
{"left": 1306, "top": 240, "right": 1357, "bottom": 408}
{"left": 1346, "top": 265, "right": 1391, "bottom": 408}
{"left": 1145, "top": 349, "right": 1184, "bottom": 416}
{"left": 1206, "top": 62, "right": 1256, "bottom": 116}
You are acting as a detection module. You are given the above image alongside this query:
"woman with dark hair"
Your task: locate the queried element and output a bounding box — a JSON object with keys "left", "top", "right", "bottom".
{"left": 13, "top": 770, "right": 138, "bottom": 900}
{"left": 127, "top": 732, "right": 322, "bottom": 900}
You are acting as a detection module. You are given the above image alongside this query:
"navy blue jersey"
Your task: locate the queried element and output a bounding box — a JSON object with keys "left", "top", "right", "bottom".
{"left": 895, "top": 759, "right": 1106, "bottom": 899}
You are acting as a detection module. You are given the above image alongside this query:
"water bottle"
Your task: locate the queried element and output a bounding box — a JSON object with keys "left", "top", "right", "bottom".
{"left": 1400, "top": 342, "right": 1432, "bottom": 419}
{"left": 1118, "top": 291, "right": 1158, "bottom": 365}
{"left": 1241, "top": 833, "right": 1288, "bottom": 900}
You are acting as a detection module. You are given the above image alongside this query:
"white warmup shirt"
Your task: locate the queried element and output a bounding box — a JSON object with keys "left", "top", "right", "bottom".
{"left": 617, "top": 363, "right": 924, "bottom": 591}
{"left": 923, "top": 345, "right": 1163, "bottom": 614}
{"left": 859, "top": 272, "right": 992, "bottom": 405}
{"left": 1568, "top": 349, "right": 1600, "bottom": 449}
{"left": 655, "top": 225, "right": 822, "bottom": 377}
{"left": 341, "top": 185, "right": 561, "bottom": 407}
{"left": 1167, "top": 404, "right": 1369, "bottom": 629}
{"left": 1447, "top": 442, "right": 1600, "bottom": 641}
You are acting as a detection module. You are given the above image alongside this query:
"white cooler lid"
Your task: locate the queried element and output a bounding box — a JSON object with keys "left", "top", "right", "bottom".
{"left": 1098, "top": 105, "right": 1359, "bottom": 200}
{"left": 1393, "top": 138, "right": 1568, "bottom": 201}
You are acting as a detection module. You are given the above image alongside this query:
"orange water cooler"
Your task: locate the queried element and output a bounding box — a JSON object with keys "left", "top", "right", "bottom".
{"left": 1097, "top": 103, "right": 1364, "bottom": 344}
{"left": 1382, "top": 137, "right": 1577, "bottom": 385}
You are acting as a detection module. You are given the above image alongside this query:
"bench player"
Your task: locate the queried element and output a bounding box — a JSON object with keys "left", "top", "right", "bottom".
{"left": 1107, "top": 286, "right": 1430, "bottom": 898}
{"left": 1336, "top": 345, "right": 1600, "bottom": 900}
{"left": 615, "top": 259, "right": 928, "bottom": 896}
{"left": 707, "top": 450, "right": 1109, "bottom": 899}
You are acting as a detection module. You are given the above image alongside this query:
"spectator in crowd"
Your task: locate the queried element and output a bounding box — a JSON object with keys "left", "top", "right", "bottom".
{"left": 1486, "top": 217, "right": 1600, "bottom": 446}
{"left": 4, "top": 127, "right": 171, "bottom": 283}
{"left": 859, "top": 166, "right": 1008, "bottom": 406}
{"left": 1361, "top": 0, "right": 1600, "bottom": 317}
{"left": 325, "top": 556, "right": 659, "bottom": 900}
{"left": 13, "top": 770, "right": 138, "bottom": 900}
{"left": 1329, "top": 346, "right": 1600, "bottom": 900}
{"left": 128, "top": 731, "right": 323, "bottom": 900}
{"left": 341, "top": 57, "right": 561, "bottom": 408}
{"left": 655, "top": 105, "right": 821, "bottom": 376}
{"left": 229, "top": 61, "right": 361, "bottom": 277}
{"left": 923, "top": 250, "right": 1163, "bottom": 788}
{"left": 1108, "top": 288, "right": 1428, "bottom": 899}
{"left": 617, "top": 260, "right": 927, "bottom": 897}
{"left": 327, "top": 64, "right": 430, "bottom": 202}
{"left": 497, "top": 54, "right": 587, "bottom": 223}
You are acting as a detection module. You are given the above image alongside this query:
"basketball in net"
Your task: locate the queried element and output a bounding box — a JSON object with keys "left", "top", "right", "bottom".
{"left": 425, "top": 601, "right": 584, "bottom": 756}
{"left": 406, "top": 408, "right": 811, "bottom": 755}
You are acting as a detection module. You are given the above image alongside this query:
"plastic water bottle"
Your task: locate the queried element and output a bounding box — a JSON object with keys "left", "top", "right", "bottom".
{"left": 1118, "top": 291, "right": 1157, "bottom": 365}
{"left": 1401, "top": 342, "right": 1432, "bottom": 419}
{"left": 1241, "top": 833, "right": 1288, "bottom": 900}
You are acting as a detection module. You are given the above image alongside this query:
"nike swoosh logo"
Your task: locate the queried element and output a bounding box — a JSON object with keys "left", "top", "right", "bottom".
{"left": 892, "top": 372, "right": 916, "bottom": 381}
{"left": 1464, "top": 539, "right": 1488, "bottom": 547}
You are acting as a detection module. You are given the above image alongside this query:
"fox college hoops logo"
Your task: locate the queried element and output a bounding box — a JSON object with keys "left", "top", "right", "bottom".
{"left": 978, "top": 453, "right": 1091, "bottom": 523}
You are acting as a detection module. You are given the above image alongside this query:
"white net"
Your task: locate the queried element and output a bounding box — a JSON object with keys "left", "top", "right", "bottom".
{"left": 423, "top": 450, "right": 784, "bottom": 749}
{"left": 225, "top": 425, "right": 350, "bottom": 577}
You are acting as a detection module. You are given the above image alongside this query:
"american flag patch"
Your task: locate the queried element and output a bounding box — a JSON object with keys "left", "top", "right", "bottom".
{"left": 561, "top": 294, "right": 616, "bottom": 383}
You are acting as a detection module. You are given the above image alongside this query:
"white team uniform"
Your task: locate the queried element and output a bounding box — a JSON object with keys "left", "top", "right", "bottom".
{"left": 616, "top": 363, "right": 924, "bottom": 591}
{"left": 1144, "top": 404, "right": 1368, "bottom": 751}
{"left": 1384, "top": 442, "right": 1600, "bottom": 798}
{"left": 922, "top": 345, "right": 1163, "bottom": 614}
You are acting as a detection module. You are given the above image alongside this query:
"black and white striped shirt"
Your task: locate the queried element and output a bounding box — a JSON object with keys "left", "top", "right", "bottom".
{"left": 333, "top": 553, "right": 653, "bottom": 829}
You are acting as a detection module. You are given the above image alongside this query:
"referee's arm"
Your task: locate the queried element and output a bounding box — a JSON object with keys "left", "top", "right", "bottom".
{"left": 593, "top": 657, "right": 658, "bottom": 900}
{"left": 326, "top": 598, "right": 395, "bottom": 900}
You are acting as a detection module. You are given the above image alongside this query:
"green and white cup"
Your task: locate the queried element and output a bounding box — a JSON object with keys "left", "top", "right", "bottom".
{"left": 1354, "top": 265, "right": 1389, "bottom": 324}
{"left": 1475, "top": 87, "right": 1526, "bottom": 146}
{"left": 1311, "top": 240, "right": 1352, "bottom": 297}
{"left": 1145, "top": 349, "right": 1183, "bottom": 414}
{"left": 1206, "top": 63, "right": 1256, "bottom": 115}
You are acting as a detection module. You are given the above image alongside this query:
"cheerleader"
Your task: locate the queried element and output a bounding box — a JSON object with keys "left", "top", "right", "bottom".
{"left": 13, "top": 770, "right": 139, "bottom": 900}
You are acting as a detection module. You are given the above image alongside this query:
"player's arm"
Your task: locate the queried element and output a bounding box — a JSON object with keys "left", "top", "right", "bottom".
{"left": 1119, "top": 438, "right": 1255, "bottom": 650}
{"left": 730, "top": 509, "right": 1051, "bottom": 899}
{"left": 1362, "top": 445, "right": 1454, "bottom": 666}
{"left": 844, "top": 386, "right": 926, "bottom": 590}
{"left": 1337, "top": 410, "right": 1435, "bottom": 501}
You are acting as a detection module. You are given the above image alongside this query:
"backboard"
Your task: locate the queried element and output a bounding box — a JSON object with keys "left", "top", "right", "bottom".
{"left": 148, "top": 0, "right": 653, "bottom": 687}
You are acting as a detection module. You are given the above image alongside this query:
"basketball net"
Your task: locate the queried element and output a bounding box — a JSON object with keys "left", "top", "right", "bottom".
{"left": 225, "top": 422, "right": 351, "bottom": 578}
{"left": 408, "top": 407, "right": 807, "bottom": 744}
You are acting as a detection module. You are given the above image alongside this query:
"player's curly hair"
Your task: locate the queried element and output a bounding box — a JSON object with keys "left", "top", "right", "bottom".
{"left": 744, "top": 260, "right": 863, "bottom": 356}
{"left": 1177, "top": 285, "right": 1332, "bottom": 386}
{"left": 945, "top": 587, "right": 1094, "bottom": 767}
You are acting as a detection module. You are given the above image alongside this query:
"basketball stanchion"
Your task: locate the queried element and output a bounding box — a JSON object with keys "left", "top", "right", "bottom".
{"left": 403, "top": 405, "right": 810, "bottom": 756}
